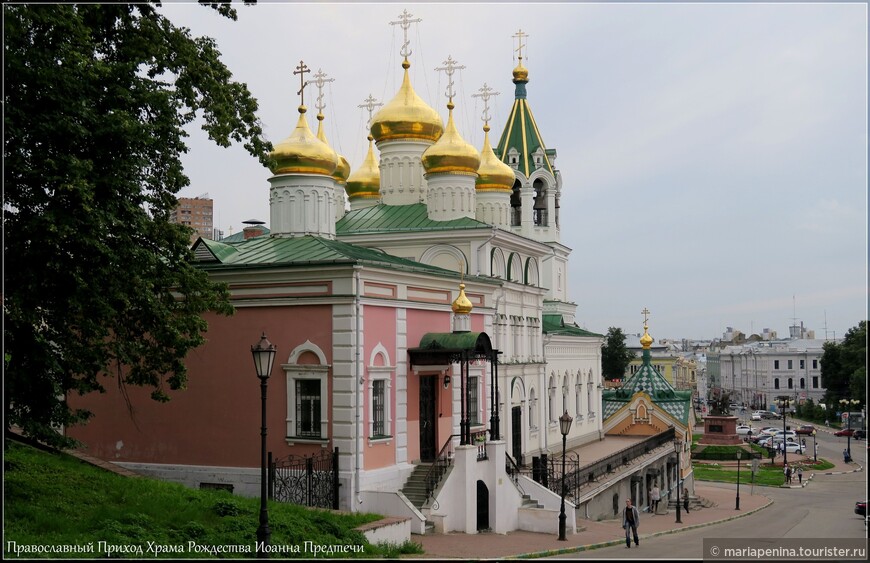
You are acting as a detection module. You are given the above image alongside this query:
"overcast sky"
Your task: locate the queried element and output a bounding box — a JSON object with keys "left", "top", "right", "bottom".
{"left": 159, "top": 1, "right": 867, "bottom": 342}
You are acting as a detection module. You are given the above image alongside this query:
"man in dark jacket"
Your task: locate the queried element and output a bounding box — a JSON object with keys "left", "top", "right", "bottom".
{"left": 622, "top": 498, "right": 640, "bottom": 548}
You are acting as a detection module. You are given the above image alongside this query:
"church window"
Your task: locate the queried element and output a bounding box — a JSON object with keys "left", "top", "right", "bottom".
{"left": 774, "top": 378, "right": 780, "bottom": 389}
{"left": 372, "top": 380, "right": 386, "bottom": 436}
{"left": 296, "top": 380, "right": 322, "bottom": 438}
{"left": 787, "top": 378, "right": 793, "bottom": 389}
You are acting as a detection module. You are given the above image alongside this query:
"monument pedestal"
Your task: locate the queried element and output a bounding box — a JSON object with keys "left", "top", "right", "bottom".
{"left": 700, "top": 415, "right": 742, "bottom": 445}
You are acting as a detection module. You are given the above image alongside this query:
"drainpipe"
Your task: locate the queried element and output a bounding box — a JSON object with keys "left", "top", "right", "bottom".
{"left": 354, "top": 268, "right": 362, "bottom": 507}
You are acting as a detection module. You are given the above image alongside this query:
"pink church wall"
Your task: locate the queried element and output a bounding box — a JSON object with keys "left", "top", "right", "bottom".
{"left": 363, "top": 305, "right": 397, "bottom": 470}
{"left": 68, "top": 304, "right": 333, "bottom": 467}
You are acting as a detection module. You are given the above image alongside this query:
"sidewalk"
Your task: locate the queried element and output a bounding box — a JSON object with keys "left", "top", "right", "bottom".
{"left": 416, "top": 482, "right": 772, "bottom": 559}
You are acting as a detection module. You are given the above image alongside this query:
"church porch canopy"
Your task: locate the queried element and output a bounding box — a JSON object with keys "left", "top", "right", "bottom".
{"left": 408, "top": 332, "right": 493, "bottom": 366}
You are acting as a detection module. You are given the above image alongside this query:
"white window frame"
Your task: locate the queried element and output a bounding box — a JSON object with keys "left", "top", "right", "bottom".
{"left": 468, "top": 375, "right": 481, "bottom": 427}
{"left": 284, "top": 341, "right": 330, "bottom": 445}
{"left": 368, "top": 366, "right": 393, "bottom": 441}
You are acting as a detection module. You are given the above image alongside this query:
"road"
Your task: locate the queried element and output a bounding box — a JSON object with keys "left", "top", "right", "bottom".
{"left": 549, "top": 419, "right": 867, "bottom": 559}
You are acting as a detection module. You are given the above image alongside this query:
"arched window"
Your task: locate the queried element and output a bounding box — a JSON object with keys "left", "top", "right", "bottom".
{"left": 774, "top": 378, "right": 780, "bottom": 390}
{"left": 529, "top": 388, "right": 537, "bottom": 429}
{"left": 787, "top": 378, "right": 793, "bottom": 389}
{"left": 799, "top": 378, "right": 805, "bottom": 389}
{"left": 587, "top": 371, "right": 595, "bottom": 417}
{"left": 562, "top": 376, "right": 569, "bottom": 415}
{"left": 548, "top": 375, "right": 556, "bottom": 422}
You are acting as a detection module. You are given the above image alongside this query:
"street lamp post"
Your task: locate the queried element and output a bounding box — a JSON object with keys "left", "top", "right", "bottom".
{"left": 674, "top": 437, "right": 682, "bottom": 524}
{"left": 252, "top": 333, "right": 277, "bottom": 559}
{"left": 558, "top": 410, "right": 573, "bottom": 541}
{"left": 839, "top": 398, "right": 860, "bottom": 458}
{"left": 811, "top": 430, "right": 817, "bottom": 462}
{"left": 777, "top": 398, "right": 789, "bottom": 467}
{"left": 735, "top": 450, "right": 742, "bottom": 510}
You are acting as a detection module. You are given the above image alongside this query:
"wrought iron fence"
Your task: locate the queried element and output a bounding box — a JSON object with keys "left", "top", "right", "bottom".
{"left": 269, "top": 448, "right": 339, "bottom": 510}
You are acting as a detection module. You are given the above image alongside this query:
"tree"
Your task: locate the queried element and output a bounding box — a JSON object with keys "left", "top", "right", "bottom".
{"left": 821, "top": 321, "right": 867, "bottom": 415}
{"left": 4, "top": 3, "right": 271, "bottom": 447}
{"left": 601, "top": 327, "right": 636, "bottom": 381}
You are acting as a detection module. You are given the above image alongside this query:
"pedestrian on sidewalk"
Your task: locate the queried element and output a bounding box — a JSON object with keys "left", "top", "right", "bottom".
{"left": 783, "top": 462, "right": 790, "bottom": 485}
{"left": 797, "top": 466, "right": 803, "bottom": 484}
{"left": 622, "top": 499, "right": 640, "bottom": 548}
{"left": 683, "top": 487, "right": 690, "bottom": 513}
{"left": 650, "top": 485, "right": 660, "bottom": 515}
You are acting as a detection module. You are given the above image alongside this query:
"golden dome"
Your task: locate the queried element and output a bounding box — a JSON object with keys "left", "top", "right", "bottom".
{"left": 452, "top": 283, "right": 473, "bottom": 314}
{"left": 422, "top": 102, "right": 481, "bottom": 176}
{"left": 476, "top": 125, "right": 515, "bottom": 192}
{"left": 512, "top": 58, "right": 529, "bottom": 83}
{"left": 370, "top": 60, "right": 444, "bottom": 143}
{"left": 640, "top": 324, "right": 653, "bottom": 349}
{"left": 270, "top": 106, "right": 338, "bottom": 176}
{"left": 315, "top": 113, "right": 350, "bottom": 184}
{"left": 345, "top": 136, "right": 380, "bottom": 200}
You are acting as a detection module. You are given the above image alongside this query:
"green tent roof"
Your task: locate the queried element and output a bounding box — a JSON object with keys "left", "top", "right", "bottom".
{"left": 602, "top": 349, "right": 693, "bottom": 425}
{"left": 336, "top": 203, "right": 489, "bottom": 235}
{"left": 494, "top": 79, "right": 554, "bottom": 178}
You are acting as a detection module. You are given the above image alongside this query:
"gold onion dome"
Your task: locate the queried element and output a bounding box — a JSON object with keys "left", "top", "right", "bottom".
{"left": 421, "top": 102, "right": 481, "bottom": 175}
{"left": 512, "top": 58, "right": 529, "bottom": 83}
{"left": 452, "top": 283, "right": 473, "bottom": 314}
{"left": 270, "top": 106, "right": 338, "bottom": 176}
{"left": 345, "top": 136, "right": 381, "bottom": 199}
{"left": 640, "top": 325, "right": 653, "bottom": 349}
{"left": 370, "top": 60, "right": 444, "bottom": 143}
{"left": 316, "top": 113, "right": 350, "bottom": 184}
{"left": 476, "top": 125, "right": 514, "bottom": 192}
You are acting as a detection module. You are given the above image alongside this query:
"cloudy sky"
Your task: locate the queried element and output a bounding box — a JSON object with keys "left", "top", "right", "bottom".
{"left": 159, "top": 1, "right": 867, "bottom": 342}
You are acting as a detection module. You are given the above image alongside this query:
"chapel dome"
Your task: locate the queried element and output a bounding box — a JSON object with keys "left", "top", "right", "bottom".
{"left": 370, "top": 60, "right": 444, "bottom": 143}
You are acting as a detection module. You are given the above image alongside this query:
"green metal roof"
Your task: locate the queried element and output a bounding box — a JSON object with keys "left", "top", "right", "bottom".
{"left": 494, "top": 80, "right": 554, "bottom": 178}
{"left": 418, "top": 332, "right": 491, "bottom": 352}
{"left": 602, "top": 349, "right": 693, "bottom": 425}
{"left": 542, "top": 314, "right": 603, "bottom": 338}
{"left": 192, "top": 234, "right": 490, "bottom": 280}
{"left": 336, "top": 203, "right": 489, "bottom": 235}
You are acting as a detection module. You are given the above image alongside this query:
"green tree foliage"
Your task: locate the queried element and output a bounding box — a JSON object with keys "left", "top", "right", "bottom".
{"left": 4, "top": 3, "right": 271, "bottom": 446}
{"left": 821, "top": 321, "right": 867, "bottom": 416}
{"left": 601, "top": 327, "right": 635, "bottom": 381}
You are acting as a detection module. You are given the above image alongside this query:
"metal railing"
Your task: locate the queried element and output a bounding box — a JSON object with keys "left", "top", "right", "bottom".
{"left": 424, "top": 434, "right": 459, "bottom": 502}
{"left": 505, "top": 453, "right": 527, "bottom": 495}
{"left": 541, "top": 427, "right": 677, "bottom": 502}
{"left": 472, "top": 429, "right": 488, "bottom": 461}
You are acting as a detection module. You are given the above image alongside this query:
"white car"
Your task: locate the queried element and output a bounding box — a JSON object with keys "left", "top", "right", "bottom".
{"left": 772, "top": 430, "right": 797, "bottom": 441}
{"left": 782, "top": 442, "right": 805, "bottom": 454}
{"left": 736, "top": 425, "right": 753, "bottom": 436}
{"left": 751, "top": 411, "right": 766, "bottom": 421}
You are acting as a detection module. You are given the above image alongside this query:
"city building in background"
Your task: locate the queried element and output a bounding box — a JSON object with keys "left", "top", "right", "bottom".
{"left": 170, "top": 194, "right": 214, "bottom": 243}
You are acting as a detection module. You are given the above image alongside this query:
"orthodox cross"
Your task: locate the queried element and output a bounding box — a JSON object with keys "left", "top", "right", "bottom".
{"left": 641, "top": 307, "right": 651, "bottom": 326}
{"left": 293, "top": 61, "right": 311, "bottom": 106}
{"left": 390, "top": 9, "right": 421, "bottom": 60}
{"left": 435, "top": 55, "right": 465, "bottom": 102}
{"left": 311, "top": 69, "right": 334, "bottom": 116}
{"left": 472, "top": 83, "right": 499, "bottom": 126}
{"left": 358, "top": 94, "right": 383, "bottom": 129}
{"left": 513, "top": 29, "right": 528, "bottom": 62}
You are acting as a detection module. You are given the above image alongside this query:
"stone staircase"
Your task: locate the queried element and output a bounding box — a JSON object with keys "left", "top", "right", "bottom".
{"left": 401, "top": 463, "right": 433, "bottom": 510}
{"left": 520, "top": 493, "right": 543, "bottom": 509}
{"left": 666, "top": 495, "right": 712, "bottom": 511}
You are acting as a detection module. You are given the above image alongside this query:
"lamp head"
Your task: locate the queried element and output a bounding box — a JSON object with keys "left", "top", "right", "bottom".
{"left": 251, "top": 332, "right": 277, "bottom": 380}
{"left": 559, "top": 410, "right": 573, "bottom": 436}
{"left": 443, "top": 374, "right": 451, "bottom": 389}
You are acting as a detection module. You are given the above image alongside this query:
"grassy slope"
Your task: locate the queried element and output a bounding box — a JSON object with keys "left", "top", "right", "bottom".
{"left": 3, "top": 440, "right": 421, "bottom": 558}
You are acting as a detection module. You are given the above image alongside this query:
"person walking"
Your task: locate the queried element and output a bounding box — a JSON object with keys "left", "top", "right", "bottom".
{"left": 786, "top": 465, "right": 792, "bottom": 484}
{"left": 682, "top": 487, "right": 690, "bottom": 513}
{"left": 797, "top": 466, "right": 803, "bottom": 484}
{"left": 622, "top": 499, "right": 640, "bottom": 548}
{"left": 650, "top": 485, "right": 660, "bottom": 515}
{"left": 783, "top": 462, "right": 790, "bottom": 485}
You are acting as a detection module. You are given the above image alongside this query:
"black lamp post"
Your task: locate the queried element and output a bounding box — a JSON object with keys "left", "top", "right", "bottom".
{"left": 558, "top": 410, "right": 573, "bottom": 541}
{"left": 840, "top": 398, "right": 859, "bottom": 458}
{"left": 674, "top": 437, "right": 682, "bottom": 524}
{"left": 735, "top": 450, "right": 742, "bottom": 510}
{"left": 252, "top": 333, "right": 277, "bottom": 558}
{"left": 777, "top": 398, "right": 789, "bottom": 467}
{"left": 811, "top": 430, "right": 817, "bottom": 462}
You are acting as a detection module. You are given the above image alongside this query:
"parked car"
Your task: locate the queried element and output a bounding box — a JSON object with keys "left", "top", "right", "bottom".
{"left": 856, "top": 501, "right": 867, "bottom": 517}
{"left": 736, "top": 425, "right": 753, "bottom": 436}
{"left": 835, "top": 428, "right": 855, "bottom": 437}
{"left": 760, "top": 411, "right": 781, "bottom": 420}
{"left": 772, "top": 430, "right": 797, "bottom": 441}
{"left": 782, "top": 442, "right": 805, "bottom": 454}
{"left": 751, "top": 411, "right": 766, "bottom": 421}
{"left": 795, "top": 424, "right": 815, "bottom": 435}
{"left": 853, "top": 429, "right": 866, "bottom": 440}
